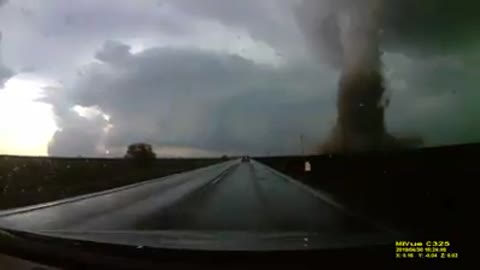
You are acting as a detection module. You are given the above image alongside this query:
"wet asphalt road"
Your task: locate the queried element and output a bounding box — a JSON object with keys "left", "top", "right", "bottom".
{"left": 135, "top": 161, "right": 376, "bottom": 233}
{"left": 0, "top": 160, "right": 383, "bottom": 235}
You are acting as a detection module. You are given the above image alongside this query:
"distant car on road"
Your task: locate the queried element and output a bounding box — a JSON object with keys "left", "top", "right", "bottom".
{"left": 241, "top": 156, "right": 250, "bottom": 162}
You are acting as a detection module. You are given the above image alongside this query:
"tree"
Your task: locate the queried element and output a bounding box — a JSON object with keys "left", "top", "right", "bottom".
{"left": 125, "top": 143, "right": 156, "bottom": 167}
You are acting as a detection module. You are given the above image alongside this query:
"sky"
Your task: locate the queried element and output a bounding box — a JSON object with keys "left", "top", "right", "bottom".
{"left": 0, "top": 0, "right": 479, "bottom": 157}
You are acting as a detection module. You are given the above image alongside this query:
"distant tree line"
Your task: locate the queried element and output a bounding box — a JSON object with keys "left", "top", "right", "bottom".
{"left": 125, "top": 143, "right": 156, "bottom": 167}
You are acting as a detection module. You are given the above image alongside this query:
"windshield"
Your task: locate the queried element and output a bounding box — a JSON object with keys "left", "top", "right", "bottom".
{"left": 0, "top": 0, "right": 463, "bottom": 256}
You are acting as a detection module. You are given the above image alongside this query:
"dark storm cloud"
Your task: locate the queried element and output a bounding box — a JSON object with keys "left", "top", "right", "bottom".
{"left": 73, "top": 45, "right": 262, "bottom": 110}
{"left": 383, "top": 52, "right": 480, "bottom": 147}
{"left": 0, "top": 65, "right": 13, "bottom": 87}
{"left": 386, "top": 55, "right": 472, "bottom": 98}
{"left": 297, "top": 0, "right": 480, "bottom": 64}
{"left": 27, "top": 0, "right": 190, "bottom": 38}
{"left": 44, "top": 40, "right": 337, "bottom": 156}
{"left": 383, "top": 0, "right": 480, "bottom": 55}
{"left": 1, "top": 0, "right": 304, "bottom": 85}
{"left": 294, "top": 0, "right": 343, "bottom": 67}
{"left": 1, "top": 1, "right": 12, "bottom": 87}
{"left": 0, "top": 0, "right": 194, "bottom": 80}
{"left": 206, "top": 90, "right": 335, "bottom": 154}
{"left": 168, "top": 0, "right": 308, "bottom": 60}
{"left": 95, "top": 40, "right": 132, "bottom": 64}
{"left": 0, "top": 32, "right": 15, "bottom": 88}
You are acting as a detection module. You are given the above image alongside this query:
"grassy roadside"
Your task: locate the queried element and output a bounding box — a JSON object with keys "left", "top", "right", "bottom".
{"left": 0, "top": 156, "right": 223, "bottom": 210}
{"left": 256, "top": 144, "right": 470, "bottom": 239}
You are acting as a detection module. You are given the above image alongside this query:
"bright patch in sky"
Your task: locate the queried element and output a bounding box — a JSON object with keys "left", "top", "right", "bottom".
{"left": 0, "top": 77, "right": 57, "bottom": 156}
{"left": 73, "top": 105, "right": 110, "bottom": 121}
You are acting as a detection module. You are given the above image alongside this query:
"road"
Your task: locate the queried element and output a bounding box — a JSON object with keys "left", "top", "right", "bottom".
{"left": 0, "top": 160, "right": 397, "bottom": 249}
{"left": 135, "top": 161, "right": 376, "bottom": 233}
